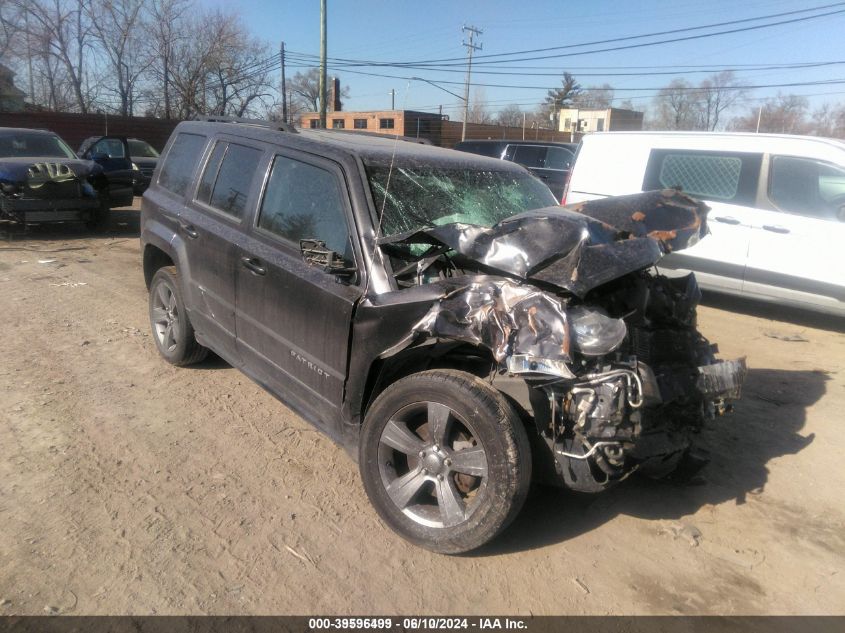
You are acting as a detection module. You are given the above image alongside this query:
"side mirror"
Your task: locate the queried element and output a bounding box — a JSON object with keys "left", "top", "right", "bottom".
{"left": 300, "top": 239, "right": 357, "bottom": 281}
{"left": 90, "top": 151, "right": 110, "bottom": 162}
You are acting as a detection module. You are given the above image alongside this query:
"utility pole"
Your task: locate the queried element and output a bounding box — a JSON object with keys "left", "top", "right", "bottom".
{"left": 280, "top": 42, "right": 288, "bottom": 124}
{"left": 461, "top": 25, "right": 482, "bottom": 142}
{"left": 24, "top": 11, "right": 34, "bottom": 105}
{"left": 319, "top": 0, "right": 328, "bottom": 128}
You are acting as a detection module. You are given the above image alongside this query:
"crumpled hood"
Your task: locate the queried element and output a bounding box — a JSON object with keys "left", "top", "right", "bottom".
{"left": 0, "top": 158, "right": 102, "bottom": 184}
{"left": 379, "top": 189, "right": 709, "bottom": 298}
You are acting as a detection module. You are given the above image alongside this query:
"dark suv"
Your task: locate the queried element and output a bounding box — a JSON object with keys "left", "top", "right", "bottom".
{"left": 141, "top": 118, "right": 746, "bottom": 554}
{"left": 453, "top": 139, "right": 577, "bottom": 201}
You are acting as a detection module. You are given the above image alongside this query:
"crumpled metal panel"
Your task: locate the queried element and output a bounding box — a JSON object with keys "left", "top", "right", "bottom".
{"left": 568, "top": 188, "right": 708, "bottom": 254}
{"left": 379, "top": 189, "right": 709, "bottom": 298}
{"left": 381, "top": 279, "right": 572, "bottom": 376}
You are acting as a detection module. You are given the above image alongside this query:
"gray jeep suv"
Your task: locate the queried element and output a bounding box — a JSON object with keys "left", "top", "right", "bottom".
{"left": 141, "top": 117, "right": 746, "bottom": 554}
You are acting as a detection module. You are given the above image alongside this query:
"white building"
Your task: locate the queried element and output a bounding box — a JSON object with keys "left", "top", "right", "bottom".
{"left": 558, "top": 107, "right": 644, "bottom": 135}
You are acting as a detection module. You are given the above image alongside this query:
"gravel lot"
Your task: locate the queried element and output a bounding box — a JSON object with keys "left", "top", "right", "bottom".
{"left": 1, "top": 204, "right": 843, "bottom": 615}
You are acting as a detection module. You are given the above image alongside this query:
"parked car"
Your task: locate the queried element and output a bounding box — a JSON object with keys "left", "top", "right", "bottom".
{"left": 565, "top": 131, "right": 845, "bottom": 316}
{"left": 79, "top": 136, "right": 160, "bottom": 194}
{"left": 453, "top": 139, "right": 576, "bottom": 200}
{"left": 141, "top": 118, "right": 745, "bottom": 554}
{"left": 0, "top": 127, "right": 134, "bottom": 229}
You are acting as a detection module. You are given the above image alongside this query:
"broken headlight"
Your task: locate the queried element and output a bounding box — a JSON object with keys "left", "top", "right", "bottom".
{"left": 569, "top": 306, "right": 627, "bottom": 357}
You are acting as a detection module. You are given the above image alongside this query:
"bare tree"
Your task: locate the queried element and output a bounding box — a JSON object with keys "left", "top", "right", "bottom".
{"left": 810, "top": 102, "right": 845, "bottom": 138}
{"left": 730, "top": 93, "right": 810, "bottom": 134}
{"left": 14, "top": 0, "right": 95, "bottom": 113}
{"left": 495, "top": 103, "right": 523, "bottom": 127}
{"left": 466, "top": 87, "right": 492, "bottom": 124}
{"left": 141, "top": 0, "right": 190, "bottom": 118}
{"left": 86, "top": 0, "right": 147, "bottom": 115}
{"left": 650, "top": 79, "right": 703, "bottom": 130}
{"left": 572, "top": 84, "right": 614, "bottom": 109}
{"left": 0, "top": 0, "right": 19, "bottom": 60}
{"left": 698, "top": 71, "right": 747, "bottom": 131}
{"left": 286, "top": 67, "right": 348, "bottom": 115}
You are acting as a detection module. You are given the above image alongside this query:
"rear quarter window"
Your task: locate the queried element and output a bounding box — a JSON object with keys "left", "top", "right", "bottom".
{"left": 158, "top": 133, "right": 207, "bottom": 194}
{"left": 643, "top": 149, "right": 762, "bottom": 205}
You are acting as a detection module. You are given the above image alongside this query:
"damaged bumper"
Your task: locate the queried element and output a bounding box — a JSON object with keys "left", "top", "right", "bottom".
{"left": 697, "top": 358, "right": 747, "bottom": 401}
{"left": 0, "top": 196, "right": 100, "bottom": 222}
{"left": 368, "top": 190, "right": 744, "bottom": 492}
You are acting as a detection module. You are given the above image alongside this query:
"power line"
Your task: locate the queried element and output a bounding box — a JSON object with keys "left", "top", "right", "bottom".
{"left": 284, "top": 3, "right": 845, "bottom": 69}
{"left": 411, "top": 2, "right": 845, "bottom": 65}
{"left": 287, "top": 57, "right": 845, "bottom": 78}
{"left": 288, "top": 63, "right": 845, "bottom": 93}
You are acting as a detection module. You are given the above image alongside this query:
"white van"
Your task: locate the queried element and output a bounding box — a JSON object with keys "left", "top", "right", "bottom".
{"left": 565, "top": 131, "right": 845, "bottom": 316}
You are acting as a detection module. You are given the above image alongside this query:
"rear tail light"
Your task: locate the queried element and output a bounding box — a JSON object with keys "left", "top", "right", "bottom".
{"left": 561, "top": 170, "right": 572, "bottom": 205}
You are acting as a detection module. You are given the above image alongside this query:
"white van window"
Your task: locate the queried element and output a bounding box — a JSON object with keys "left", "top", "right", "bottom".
{"left": 643, "top": 149, "right": 762, "bottom": 206}
{"left": 769, "top": 155, "right": 845, "bottom": 222}
{"left": 659, "top": 154, "right": 741, "bottom": 199}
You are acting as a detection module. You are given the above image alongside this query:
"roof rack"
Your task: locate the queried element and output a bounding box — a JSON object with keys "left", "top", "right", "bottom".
{"left": 317, "top": 128, "right": 432, "bottom": 145}
{"left": 193, "top": 115, "right": 298, "bottom": 134}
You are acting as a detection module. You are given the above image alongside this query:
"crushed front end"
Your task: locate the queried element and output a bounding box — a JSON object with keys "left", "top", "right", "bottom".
{"left": 0, "top": 160, "right": 110, "bottom": 224}
{"left": 524, "top": 271, "right": 746, "bottom": 491}
{"left": 376, "top": 189, "right": 746, "bottom": 491}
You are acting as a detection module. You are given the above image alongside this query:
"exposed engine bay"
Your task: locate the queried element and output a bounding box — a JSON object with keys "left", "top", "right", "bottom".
{"left": 372, "top": 189, "right": 747, "bottom": 491}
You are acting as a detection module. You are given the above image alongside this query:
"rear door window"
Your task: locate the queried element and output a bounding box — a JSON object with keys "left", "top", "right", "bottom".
{"left": 769, "top": 155, "right": 845, "bottom": 221}
{"left": 508, "top": 145, "right": 547, "bottom": 169}
{"left": 196, "top": 142, "right": 262, "bottom": 220}
{"left": 545, "top": 147, "right": 574, "bottom": 170}
{"left": 643, "top": 149, "right": 762, "bottom": 205}
{"left": 158, "top": 133, "right": 207, "bottom": 194}
{"left": 257, "top": 154, "right": 352, "bottom": 261}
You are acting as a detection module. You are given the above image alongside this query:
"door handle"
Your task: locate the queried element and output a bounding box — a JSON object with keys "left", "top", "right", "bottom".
{"left": 241, "top": 257, "right": 266, "bottom": 276}
{"left": 714, "top": 216, "right": 741, "bottom": 225}
{"left": 763, "top": 225, "right": 790, "bottom": 234}
{"left": 178, "top": 221, "right": 199, "bottom": 239}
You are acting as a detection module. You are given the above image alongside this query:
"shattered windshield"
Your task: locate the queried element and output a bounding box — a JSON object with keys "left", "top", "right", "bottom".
{"left": 366, "top": 163, "right": 557, "bottom": 236}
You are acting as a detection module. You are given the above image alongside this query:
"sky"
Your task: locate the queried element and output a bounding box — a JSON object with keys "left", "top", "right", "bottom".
{"left": 200, "top": 0, "right": 845, "bottom": 122}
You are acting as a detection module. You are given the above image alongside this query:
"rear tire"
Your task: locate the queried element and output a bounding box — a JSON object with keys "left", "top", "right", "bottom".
{"left": 359, "top": 369, "right": 532, "bottom": 554}
{"left": 149, "top": 266, "right": 208, "bottom": 366}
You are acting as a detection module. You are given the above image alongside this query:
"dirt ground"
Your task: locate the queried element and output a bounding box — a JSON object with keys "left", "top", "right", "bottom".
{"left": 1, "top": 204, "right": 844, "bottom": 616}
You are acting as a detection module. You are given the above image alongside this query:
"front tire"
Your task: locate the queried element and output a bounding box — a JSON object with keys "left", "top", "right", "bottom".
{"left": 148, "top": 266, "right": 208, "bottom": 366}
{"left": 359, "top": 369, "right": 532, "bottom": 554}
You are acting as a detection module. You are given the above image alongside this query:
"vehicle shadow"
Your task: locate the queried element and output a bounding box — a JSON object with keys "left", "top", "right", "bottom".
{"left": 701, "top": 290, "right": 845, "bottom": 334}
{"left": 0, "top": 207, "right": 141, "bottom": 242}
{"left": 477, "top": 367, "right": 825, "bottom": 556}
{"left": 190, "top": 352, "right": 231, "bottom": 370}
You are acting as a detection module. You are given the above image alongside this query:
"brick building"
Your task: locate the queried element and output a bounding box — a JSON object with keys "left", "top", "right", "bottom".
{"left": 300, "top": 110, "right": 444, "bottom": 144}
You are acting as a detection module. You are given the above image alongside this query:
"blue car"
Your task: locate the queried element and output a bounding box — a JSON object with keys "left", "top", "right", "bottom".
{"left": 0, "top": 127, "right": 134, "bottom": 230}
